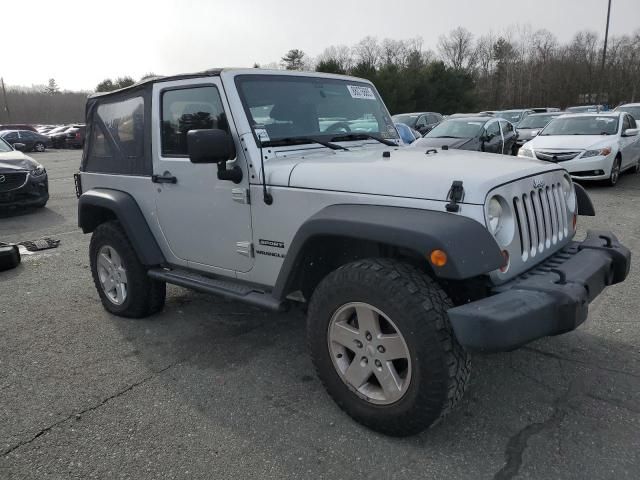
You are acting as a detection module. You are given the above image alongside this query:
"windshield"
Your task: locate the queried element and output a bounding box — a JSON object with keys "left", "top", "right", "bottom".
{"left": 392, "top": 114, "right": 418, "bottom": 127}
{"left": 614, "top": 106, "right": 640, "bottom": 121}
{"left": 540, "top": 116, "right": 619, "bottom": 136}
{"left": 518, "top": 114, "right": 558, "bottom": 129}
{"left": 496, "top": 111, "right": 525, "bottom": 123}
{"left": 235, "top": 75, "right": 398, "bottom": 145}
{"left": 0, "top": 137, "right": 13, "bottom": 152}
{"left": 425, "top": 119, "right": 484, "bottom": 138}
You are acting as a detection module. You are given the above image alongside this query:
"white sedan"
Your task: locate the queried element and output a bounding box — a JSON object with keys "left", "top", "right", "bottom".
{"left": 518, "top": 112, "right": 640, "bottom": 186}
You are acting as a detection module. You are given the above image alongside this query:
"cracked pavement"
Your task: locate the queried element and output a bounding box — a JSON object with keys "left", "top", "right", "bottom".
{"left": 1, "top": 149, "right": 639, "bottom": 479}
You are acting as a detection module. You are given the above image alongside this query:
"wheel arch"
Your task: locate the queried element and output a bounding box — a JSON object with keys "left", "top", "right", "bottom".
{"left": 78, "top": 188, "right": 165, "bottom": 266}
{"left": 272, "top": 204, "right": 503, "bottom": 301}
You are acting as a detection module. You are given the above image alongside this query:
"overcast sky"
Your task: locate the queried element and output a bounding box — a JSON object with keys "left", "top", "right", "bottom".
{"left": 3, "top": 0, "right": 638, "bottom": 91}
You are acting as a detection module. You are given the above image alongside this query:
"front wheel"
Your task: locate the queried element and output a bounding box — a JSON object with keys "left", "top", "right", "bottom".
{"left": 607, "top": 156, "right": 622, "bottom": 186}
{"left": 33, "top": 142, "right": 45, "bottom": 152}
{"left": 307, "top": 258, "right": 470, "bottom": 436}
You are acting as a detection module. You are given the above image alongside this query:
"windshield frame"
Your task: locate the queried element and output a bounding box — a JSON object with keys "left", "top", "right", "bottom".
{"left": 234, "top": 73, "right": 399, "bottom": 148}
{"left": 0, "top": 137, "right": 14, "bottom": 153}
{"left": 539, "top": 115, "right": 620, "bottom": 136}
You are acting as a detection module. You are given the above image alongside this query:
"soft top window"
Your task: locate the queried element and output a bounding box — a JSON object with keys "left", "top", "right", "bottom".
{"left": 84, "top": 94, "right": 149, "bottom": 174}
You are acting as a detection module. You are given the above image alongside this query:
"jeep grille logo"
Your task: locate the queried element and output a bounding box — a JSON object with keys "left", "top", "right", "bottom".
{"left": 533, "top": 178, "right": 545, "bottom": 189}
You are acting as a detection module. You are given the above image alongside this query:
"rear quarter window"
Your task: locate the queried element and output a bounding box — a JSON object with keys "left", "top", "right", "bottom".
{"left": 85, "top": 96, "right": 146, "bottom": 174}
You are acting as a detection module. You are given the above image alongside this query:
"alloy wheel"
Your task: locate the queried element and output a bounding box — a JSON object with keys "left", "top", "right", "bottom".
{"left": 96, "top": 245, "right": 128, "bottom": 305}
{"left": 327, "top": 302, "right": 412, "bottom": 405}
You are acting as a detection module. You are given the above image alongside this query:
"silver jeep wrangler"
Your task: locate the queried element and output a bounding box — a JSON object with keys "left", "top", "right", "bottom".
{"left": 76, "top": 69, "right": 631, "bottom": 436}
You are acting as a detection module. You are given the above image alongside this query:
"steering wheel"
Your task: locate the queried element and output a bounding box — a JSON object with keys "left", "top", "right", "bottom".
{"left": 324, "top": 122, "right": 352, "bottom": 133}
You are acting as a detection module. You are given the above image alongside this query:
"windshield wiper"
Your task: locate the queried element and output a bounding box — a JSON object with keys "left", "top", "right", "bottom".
{"left": 265, "top": 137, "right": 348, "bottom": 151}
{"left": 329, "top": 133, "right": 397, "bottom": 147}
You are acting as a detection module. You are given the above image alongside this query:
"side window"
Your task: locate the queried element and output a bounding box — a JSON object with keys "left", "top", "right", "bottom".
{"left": 623, "top": 115, "right": 633, "bottom": 131}
{"left": 4, "top": 132, "right": 18, "bottom": 141}
{"left": 86, "top": 96, "right": 145, "bottom": 174}
{"left": 486, "top": 121, "right": 500, "bottom": 139}
{"left": 161, "top": 86, "right": 229, "bottom": 156}
{"left": 501, "top": 120, "right": 513, "bottom": 133}
{"left": 96, "top": 97, "right": 144, "bottom": 159}
{"left": 415, "top": 115, "right": 427, "bottom": 128}
{"left": 427, "top": 114, "right": 439, "bottom": 124}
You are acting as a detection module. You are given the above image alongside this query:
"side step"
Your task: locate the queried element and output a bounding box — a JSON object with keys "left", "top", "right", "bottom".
{"left": 148, "top": 268, "right": 287, "bottom": 312}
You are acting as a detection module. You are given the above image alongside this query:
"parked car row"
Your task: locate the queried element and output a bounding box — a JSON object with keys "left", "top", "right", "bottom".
{"left": 0, "top": 123, "right": 85, "bottom": 152}
{"left": 518, "top": 111, "right": 640, "bottom": 187}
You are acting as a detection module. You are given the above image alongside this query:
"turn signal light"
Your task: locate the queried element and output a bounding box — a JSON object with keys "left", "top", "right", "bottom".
{"left": 429, "top": 249, "right": 448, "bottom": 267}
{"left": 500, "top": 250, "right": 510, "bottom": 273}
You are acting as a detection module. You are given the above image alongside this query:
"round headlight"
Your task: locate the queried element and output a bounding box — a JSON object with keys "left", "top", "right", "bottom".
{"left": 562, "top": 175, "right": 577, "bottom": 212}
{"left": 487, "top": 197, "right": 503, "bottom": 234}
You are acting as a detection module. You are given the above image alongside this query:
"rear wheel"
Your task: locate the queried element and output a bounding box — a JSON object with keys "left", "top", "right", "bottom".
{"left": 307, "top": 258, "right": 470, "bottom": 436}
{"left": 607, "top": 156, "right": 622, "bottom": 186}
{"left": 89, "top": 221, "right": 165, "bottom": 318}
{"left": 33, "top": 142, "right": 45, "bottom": 152}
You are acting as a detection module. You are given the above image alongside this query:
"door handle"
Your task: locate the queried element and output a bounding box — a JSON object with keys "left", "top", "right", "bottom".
{"left": 151, "top": 172, "right": 177, "bottom": 184}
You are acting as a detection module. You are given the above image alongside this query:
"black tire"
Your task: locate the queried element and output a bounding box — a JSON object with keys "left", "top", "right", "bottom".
{"left": 89, "top": 221, "right": 166, "bottom": 318}
{"left": 307, "top": 258, "right": 470, "bottom": 436}
{"left": 33, "top": 142, "right": 45, "bottom": 153}
{"left": 607, "top": 156, "right": 622, "bottom": 186}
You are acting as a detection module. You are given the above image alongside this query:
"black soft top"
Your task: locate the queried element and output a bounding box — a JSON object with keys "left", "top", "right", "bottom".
{"left": 88, "top": 68, "right": 223, "bottom": 100}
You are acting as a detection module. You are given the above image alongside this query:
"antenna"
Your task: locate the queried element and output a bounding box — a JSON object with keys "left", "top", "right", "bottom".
{"left": 256, "top": 133, "right": 273, "bottom": 205}
{"left": 1, "top": 78, "right": 10, "bottom": 123}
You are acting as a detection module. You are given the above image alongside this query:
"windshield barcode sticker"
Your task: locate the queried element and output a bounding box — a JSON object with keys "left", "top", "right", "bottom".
{"left": 347, "top": 85, "right": 376, "bottom": 100}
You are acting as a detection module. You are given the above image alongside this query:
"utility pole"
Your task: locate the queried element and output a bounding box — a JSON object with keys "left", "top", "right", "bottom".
{"left": 0, "top": 77, "right": 10, "bottom": 123}
{"left": 598, "top": 0, "right": 612, "bottom": 107}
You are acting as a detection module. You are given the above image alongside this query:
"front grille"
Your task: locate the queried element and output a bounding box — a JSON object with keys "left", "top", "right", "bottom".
{"left": 0, "top": 172, "right": 27, "bottom": 192}
{"left": 512, "top": 182, "right": 568, "bottom": 261}
{"left": 535, "top": 151, "right": 581, "bottom": 162}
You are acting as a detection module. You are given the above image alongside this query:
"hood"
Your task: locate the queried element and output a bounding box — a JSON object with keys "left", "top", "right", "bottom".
{"left": 526, "top": 134, "right": 613, "bottom": 151}
{"left": 268, "top": 145, "right": 561, "bottom": 204}
{"left": 516, "top": 128, "right": 540, "bottom": 141}
{"left": 415, "top": 136, "right": 474, "bottom": 149}
{"left": 0, "top": 151, "right": 38, "bottom": 171}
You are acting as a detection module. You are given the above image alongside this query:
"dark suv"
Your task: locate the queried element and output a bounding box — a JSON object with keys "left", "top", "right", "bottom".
{"left": 392, "top": 112, "right": 443, "bottom": 135}
{"left": 65, "top": 124, "right": 86, "bottom": 148}
{"left": 0, "top": 137, "right": 48, "bottom": 208}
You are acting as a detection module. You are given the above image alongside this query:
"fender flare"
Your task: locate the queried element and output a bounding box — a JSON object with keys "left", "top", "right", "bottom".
{"left": 272, "top": 204, "right": 504, "bottom": 300}
{"left": 78, "top": 188, "right": 165, "bottom": 266}
{"left": 574, "top": 183, "right": 595, "bottom": 216}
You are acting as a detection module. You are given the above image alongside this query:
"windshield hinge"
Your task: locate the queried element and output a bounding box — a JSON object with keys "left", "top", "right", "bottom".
{"left": 446, "top": 180, "right": 464, "bottom": 212}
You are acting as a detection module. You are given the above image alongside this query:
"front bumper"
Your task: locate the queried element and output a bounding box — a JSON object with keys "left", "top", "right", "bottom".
{"left": 448, "top": 230, "right": 631, "bottom": 352}
{"left": 560, "top": 154, "right": 613, "bottom": 180}
{"left": 0, "top": 173, "right": 49, "bottom": 208}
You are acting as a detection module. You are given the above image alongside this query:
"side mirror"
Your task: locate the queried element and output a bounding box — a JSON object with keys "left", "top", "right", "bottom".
{"left": 13, "top": 142, "right": 27, "bottom": 151}
{"left": 187, "top": 129, "right": 242, "bottom": 183}
{"left": 623, "top": 128, "right": 639, "bottom": 137}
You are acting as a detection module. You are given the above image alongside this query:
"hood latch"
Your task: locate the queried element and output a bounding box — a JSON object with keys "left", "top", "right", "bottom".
{"left": 446, "top": 180, "right": 464, "bottom": 212}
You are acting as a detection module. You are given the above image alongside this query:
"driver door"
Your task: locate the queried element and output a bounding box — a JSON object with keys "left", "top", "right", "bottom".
{"left": 482, "top": 120, "right": 503, "bottom": 154}
{"left": 152, "top": 79, "right": 254, "bottom": 273}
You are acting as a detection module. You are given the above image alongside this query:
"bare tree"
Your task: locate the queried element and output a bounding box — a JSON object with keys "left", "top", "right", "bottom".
{"left": 438, "top": 27, "right": 477, "bottom": 71}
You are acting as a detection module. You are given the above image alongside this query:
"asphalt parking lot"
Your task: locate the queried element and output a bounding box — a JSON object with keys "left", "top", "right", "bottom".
{"left": 1, "top": 149, "right": 639, "bottom": 480}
